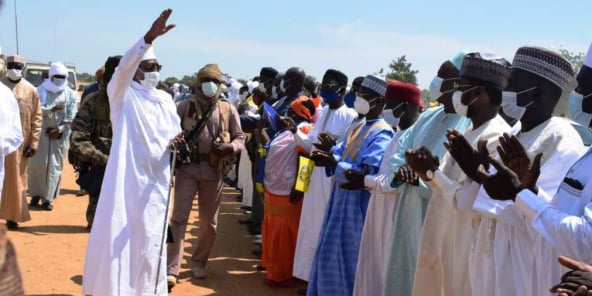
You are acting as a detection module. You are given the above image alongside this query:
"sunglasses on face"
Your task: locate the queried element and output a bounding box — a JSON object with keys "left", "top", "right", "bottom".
{"left": 7, "top": 63, "right": 24, "bottom": 70}
{"left": 140, "top": 63, "right": 162, "bottom": 72}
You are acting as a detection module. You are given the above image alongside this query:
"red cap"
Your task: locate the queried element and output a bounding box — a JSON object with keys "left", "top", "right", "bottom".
{"left": 385, "top": 81, "right": 422, "bottom": 108}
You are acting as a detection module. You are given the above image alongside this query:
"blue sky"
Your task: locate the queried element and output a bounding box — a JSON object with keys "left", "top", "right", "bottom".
{"left": 0, "top": 0, "right": 590, "bottom": 88}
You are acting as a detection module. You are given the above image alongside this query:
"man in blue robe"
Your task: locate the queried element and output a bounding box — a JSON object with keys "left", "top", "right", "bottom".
{"left": 307, "top": 75, "right": 394, "bottom": 296}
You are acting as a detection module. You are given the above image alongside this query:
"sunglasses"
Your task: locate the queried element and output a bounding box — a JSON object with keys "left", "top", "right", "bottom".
{"left": 141, "top": 63, "right": 162, "bottom": 72}
{"left": 7, "top": 63, "right": 24, "bottom": 70}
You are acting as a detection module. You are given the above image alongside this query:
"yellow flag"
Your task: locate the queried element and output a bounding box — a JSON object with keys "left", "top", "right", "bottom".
{"left": 295, "top": 156, "right": 315, "bottom": 193}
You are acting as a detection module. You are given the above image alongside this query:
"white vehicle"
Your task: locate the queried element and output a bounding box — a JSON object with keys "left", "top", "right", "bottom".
{"left": 23, "top": 61, "right": 79, "bottom": 102}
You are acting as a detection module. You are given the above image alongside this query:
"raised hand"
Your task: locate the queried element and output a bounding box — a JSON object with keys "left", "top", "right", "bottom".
{"left": 144, "top": 9, "right": 176, "bottom": 44}
{"left": 443, "top": 129, "right": 487, "bottom": 183}
{"left": 475, "top": 156, "right": 524, "bottom": 201}
{"left": 497, "top": 133, "right": 542, "bottom": 193}
{"left": 405, "top": 147, "right": 439, "bottom": 181}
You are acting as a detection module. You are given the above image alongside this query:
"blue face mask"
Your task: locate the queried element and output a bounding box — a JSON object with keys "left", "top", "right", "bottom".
{"left": 344, "top": 92, "right": 356, "bottom": 108}
{"left": 321, "top": 90, "right": 341, "bottom": 104}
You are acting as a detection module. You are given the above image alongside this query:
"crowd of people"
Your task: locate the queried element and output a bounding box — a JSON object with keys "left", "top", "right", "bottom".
{"left": 2, "top": 6, "right": 592, "bottom": 296}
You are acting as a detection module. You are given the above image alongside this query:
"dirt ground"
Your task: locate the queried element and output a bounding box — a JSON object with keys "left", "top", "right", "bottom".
{"left": 7, "top": 161, "right": 306, "bottom": 295}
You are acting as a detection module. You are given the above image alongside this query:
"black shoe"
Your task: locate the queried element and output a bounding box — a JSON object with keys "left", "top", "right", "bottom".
{"left": 42, "top": 201, "right": 53, "bottom": 211}
{"left": 240, "top": 206, "right": 252, "bottom": 211}
{"left": 256, "top": 264, "right": 266, "bottom": 271}
{"left": 30, "top": 196, "right": 41, "bottom": 207}
{"left": 6, "top": 220, "right": 18, "bottom": 230}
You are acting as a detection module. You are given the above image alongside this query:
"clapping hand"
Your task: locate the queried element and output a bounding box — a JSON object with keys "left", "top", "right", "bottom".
{"left": 313, "top": 132, "right": 337, "bottom": 152}
{"left": 144, "top": 9, "right": 176, "bottom": 44}
{"left": 340, "top": 169, "right": 366, "bottom": 190}
{"left": 443, "top": 129, "right": 489, "bottom": 183}
{"left": 474, "top": 156, "right": 524, "bottom": 201}
{"left": 394, "top": 165, "right": 419, "bottom": 186}
{"left": 405, "top": 147, "right": 439, "bottom": 181}
{"left": 551, "top": 256, "right": 592, "bottom": 296}
{"left": 497, "top": 133, "right": 542, "bottom": 194}
{"left": 279, "top": 116, "right": 297, "bottom": 133}
{"left": 310, "top": 150, "right": 337, "bottom": 167}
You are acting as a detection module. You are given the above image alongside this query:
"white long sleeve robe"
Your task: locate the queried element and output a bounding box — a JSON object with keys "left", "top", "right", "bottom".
{"left": 413, "top": 115, "right": 511, "bottom": 296}
{"left": 82, "top": 38, "right": 181, "bottom": 296}
{"left": 472, "top": 117, "right": 585, "bottom": 296}
{"left": 0, "top": 83, "right": 23, "bottom": 202}
{"left": 511, "top": 148, "right": 592, "bottom": 294}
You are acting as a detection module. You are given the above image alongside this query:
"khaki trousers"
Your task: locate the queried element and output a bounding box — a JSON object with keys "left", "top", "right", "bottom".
{"left": 166, "top": 163, "right": 223, "bottom": 276}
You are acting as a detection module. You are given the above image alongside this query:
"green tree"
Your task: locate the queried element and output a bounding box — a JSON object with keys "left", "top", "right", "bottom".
{"left": 384, "top": 55, "right": 419, "bottom": 85}
{"left": 164, "top": 76, "right": 179, "bottom": 85}
{"left": 180, "top": 74, "right": 197, "bottom": 88}
{"left": 559, "top": 47, "right": 584, "bottom": 72}
{"left": 77, "top": 72, "right": 95, "bottom": 82}
{"left": 420, "top": 88, "right": 430, "bottom": 108}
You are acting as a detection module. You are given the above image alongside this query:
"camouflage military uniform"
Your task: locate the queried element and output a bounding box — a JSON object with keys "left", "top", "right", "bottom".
{"left": 69, "top": 90, "right": 112, "bottom": 229}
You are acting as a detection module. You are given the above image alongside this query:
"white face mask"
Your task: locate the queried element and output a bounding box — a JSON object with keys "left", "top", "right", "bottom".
{"left": 52, "top": 77, "right": 67, "bottom": 88}
{"left": 6, "top": 69, "right": 22, "bottom": 81}
{"left": 279, "top": 80, "right": 286, "bottom": 93}
{"left": 501, "top": 86, "right": 536, "bottom": 120}
{"left": 201, "top": 82, "right": 219, "bottom": 98}
{"left": 428, "top": 76, "right": 456, "bottom": 102}
{"left": 258, "top": 83, "right": 267, "bottom": 93}
{"left": 569, "top": 90, "right": 592, "bottom": 128}
{"left": 354, "top": 96, "right": 374, "bottom": 115}
{"left": 429, "top": 76, "right": 443, "bottom": 102}
{"left": 139, "top": 71, "right": 160, "bottom": 89}
{"left": 382, "top": 109, "right": 400, "bottom": 128}
{"left": 452, "top": 86, "right": 478, "bottom": 117}
{"left": 271, "top": 86, "right": 278, "bottom": 98}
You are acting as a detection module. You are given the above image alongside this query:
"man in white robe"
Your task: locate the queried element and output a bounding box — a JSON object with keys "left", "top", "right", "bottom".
{"left": 28, "top": 62, "right": 78, "bottom": 211}
{"left": 471, "top": 46, "right": 585, "bottom": 296}
{"left": 82, "top": 9, "right": 182, "bottom": 296}
{"left": 353, "top": 81, "right": 422, "bottom": 296}
{"left": 409, "top": 52, "right": 512, "bottom": 296}
{"left": 0, "top": 83, "right": 23, "bottom": 202}
{"left": 293, "top": 69, "right": 357, "bottom": 282}
{"left": 477, "top": 137, "right": 592, "bottom": 295}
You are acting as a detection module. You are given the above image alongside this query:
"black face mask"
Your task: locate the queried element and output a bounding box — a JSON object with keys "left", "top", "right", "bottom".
{"left": 577, "top": 65, "right": 592, "bottom": 95}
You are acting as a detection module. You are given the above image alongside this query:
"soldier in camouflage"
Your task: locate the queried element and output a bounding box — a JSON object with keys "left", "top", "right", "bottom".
{"left": 69, "top": 56, "right": 121, "bottom": 230}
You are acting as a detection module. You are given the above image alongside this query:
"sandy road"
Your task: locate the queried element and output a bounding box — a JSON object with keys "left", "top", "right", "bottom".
{"left": 7, "top": 161, "right": 305, "bottom": 295}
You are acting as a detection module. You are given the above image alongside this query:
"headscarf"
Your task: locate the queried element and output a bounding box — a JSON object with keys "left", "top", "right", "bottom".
{"left": 40, "top": 62, "right": 69, "bottom": 94}
{"left": 290, "top": 96, "right": 315, "bottom": 122}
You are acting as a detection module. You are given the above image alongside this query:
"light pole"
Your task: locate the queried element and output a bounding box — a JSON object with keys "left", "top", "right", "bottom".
{"left": 14, "top": 0, "right": 19, "bottom": 54}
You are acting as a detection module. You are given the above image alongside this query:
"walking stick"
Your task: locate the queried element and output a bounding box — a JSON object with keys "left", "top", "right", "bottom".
{"left": 154, "top": 149, "right": 177, "bottom": 294}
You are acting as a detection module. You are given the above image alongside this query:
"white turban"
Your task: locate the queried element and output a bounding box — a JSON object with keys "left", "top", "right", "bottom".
{"left": 142, "top": 46, "right": 157, "bottom": 61}
{"left": 228, "top": 81, "right": 243, "bottom": 105}
{"left": 49, "top": 62, "right": 68, "bottom": 78}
